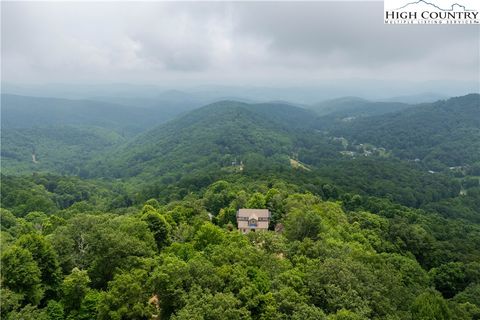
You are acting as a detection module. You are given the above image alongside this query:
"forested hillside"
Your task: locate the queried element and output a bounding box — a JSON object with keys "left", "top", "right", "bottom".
{"left": 0, "top": 93, "right": 205, "bottom": 175}
{"left": 331, "top": 94, "right": 480, "bottom": 170}
{"left": 85, "top": 101, "right": 318, "bottom": 179}
{"left": 1, "top": 126, "right": 125, "bottom": 176}
{"left": 1, "top": 93, "right": 479, "bottom": 320}
{"left": 83, "top": 99, "right": 467, "bottom": 212}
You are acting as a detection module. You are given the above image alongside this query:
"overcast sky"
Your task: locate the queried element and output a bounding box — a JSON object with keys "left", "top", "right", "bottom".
{"left": 2, "top": 1, "right": 479, "bottom": 88}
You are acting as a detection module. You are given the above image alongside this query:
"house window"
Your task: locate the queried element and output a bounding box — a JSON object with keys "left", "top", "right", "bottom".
{"left": 249, "top": 219, "right": 257, "bottom": 227}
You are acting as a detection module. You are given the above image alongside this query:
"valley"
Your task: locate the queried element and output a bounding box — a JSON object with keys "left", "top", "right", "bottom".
{"left": 2, "top": 1, "right": 478, "bottom": 318}
{"left": 1, "top": 92, "right": 479, "bottom": 319}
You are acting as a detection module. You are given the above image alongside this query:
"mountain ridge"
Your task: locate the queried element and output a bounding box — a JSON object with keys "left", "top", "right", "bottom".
{"left": 331, "top": 93, "right": 480, "bottom": 168}
{"left": 85, "top": 100, "right": 314, "bottom": 179}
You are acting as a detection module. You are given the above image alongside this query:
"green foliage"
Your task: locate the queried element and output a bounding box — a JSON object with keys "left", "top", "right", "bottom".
{"left": 453, "top": 283, "right": 480, "bottom": 307}
{"left": 61, "top": 268, "right": 91, "bottom": 312}
{"left": 1, "top": 125, "right": 126, "bottom": 176}
{"left": 144, "top": 198, "right": 161, "bottom": 210}
{"left": 17, "top": 233, "right": 62, "bottom": 300}
{"left": 411, "top": 289, "right": 452, "bottom": 320}
{"left": 0, "top": 288, "right": 23, "bottom": 316}
{"left": 0, "top": 174, "right": 126, "bottom": 217}
{"left": 46, "top": 300, "right": 65, "bottom": 320}
{"left": 217, "top": 207, "right": 237, "bottom": 227}
{"left": 430, "top": 262, "right": 468, "bottom": 298}
{"left": 283, "top": 195, "right": 326, "bottom": 241}
{"left": 194, "top": 223, "right": 226, "bottom": 250}
{"left": 148, "top": 255, "right": 190, "bottom": 318}
{"left": 5, "top": 304, "right": 47, "bottom": 320}
{"left": 314, "top": 158, "right": 459, "bottom": 208}
{"left": 97, "top": 269, "right": 153, "bottom": 320}
{"left": 247, "top": 192, "right": 267, "bottom": 209}
{"left": 77, "top": 290, "right": 101, "bottom": 320}
{"left": 51, "top": 214, "right": 156, "bottom": 288}
{"left": 1, "top": 245, "right": 44, "bottom": 305}
{"left": 204, "top": 181, "right": 235, "bottom": 215}
{"left": 327, "top": 309, "right": 368, "bottom": 320}
{"left": 1, "top": 175, "right": 56, "bottom": 216}
{"left": 172, "top": 287, "right": 250, "bottom": 320}
{"left": 284, "top": 209, "right": 323, "bottom": 241}
{"left": 142, "top": 209, "right": 172, "bottom": 251}
{"left": 1, "top": 95, "right": 479, "bottom": 320}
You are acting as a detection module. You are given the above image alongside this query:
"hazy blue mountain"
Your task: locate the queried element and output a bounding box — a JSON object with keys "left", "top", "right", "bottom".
{"left": 381, "top": 92, "right": 448, "bottom": 104}
{"left": 3, "top": 81, "right": 475, "bottom": 104}
{"left": 311, "top": 97, "right": 412, "bottom": 117}
{"left": 186, "top": 80, "right": 478, "bottom": 104}
{"left": 87, "top": 89, "right": 208, "bottom": 123}
{"left": 1, "top": 94, "right": 174, "bottom": 134}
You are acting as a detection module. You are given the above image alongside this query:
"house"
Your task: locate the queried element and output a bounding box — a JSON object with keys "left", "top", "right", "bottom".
{"left": 236, "top": 209, "right": 270, "bottom": 233}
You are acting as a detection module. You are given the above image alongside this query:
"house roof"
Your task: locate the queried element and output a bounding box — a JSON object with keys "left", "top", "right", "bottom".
{"left": 237, "top": 209, "right": 270, "bottom": 218}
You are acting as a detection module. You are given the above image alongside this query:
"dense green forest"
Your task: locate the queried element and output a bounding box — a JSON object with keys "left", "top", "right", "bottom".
{"left": 1, "top": 126, "right": 126, "bottom": 176}
{"left": 329, "top": 94, "right": 480, "bottom": 170}
{"left": 1, "top": 93, "right": 479, "bottom": 319}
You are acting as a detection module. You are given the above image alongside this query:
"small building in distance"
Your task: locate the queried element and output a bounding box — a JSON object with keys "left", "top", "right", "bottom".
{"left": 237, "top": 208, "right": 270, "bottom": 234}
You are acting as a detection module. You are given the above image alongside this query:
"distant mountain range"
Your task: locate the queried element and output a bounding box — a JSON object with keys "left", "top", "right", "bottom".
{"left": 0, "top": 94, "right": 200, "bottom": 135}
{"left": 84, "top": 93, "right": 479, "bottom": 179}
{"left": 4, "top": 81, "right": 477, "bottom": 103}
{"left": 2, "top": 93, "right": 477, "bottom": 210}
{"left": 2, "top": 93, "right": 478, "bottom": 178}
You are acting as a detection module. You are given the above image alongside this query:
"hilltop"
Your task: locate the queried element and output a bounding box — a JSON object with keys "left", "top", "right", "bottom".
{"left": 85, "top": 101, "right": 318, "bottom": 179}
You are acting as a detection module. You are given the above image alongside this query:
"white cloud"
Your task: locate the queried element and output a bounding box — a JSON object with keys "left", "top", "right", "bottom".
{"left": 1, "top": 1, "right": 479, "bottom": 85}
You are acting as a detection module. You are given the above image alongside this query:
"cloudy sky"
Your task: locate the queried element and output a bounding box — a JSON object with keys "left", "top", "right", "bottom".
{"left": 2, "top": 1, "right": 479, "bottom": 88}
